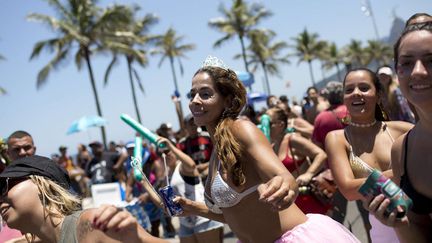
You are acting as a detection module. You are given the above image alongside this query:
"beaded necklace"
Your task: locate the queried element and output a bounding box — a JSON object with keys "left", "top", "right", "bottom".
{"left": 349, "top": 119, "right": 377, "bottom": 128}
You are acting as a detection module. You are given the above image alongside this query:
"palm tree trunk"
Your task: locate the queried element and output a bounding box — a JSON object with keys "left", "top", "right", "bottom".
{"left": 169, "top": 56, "right": 184, "bottom": 128}
{"left": 320, "top": 61, "right": 326, "bottom": 81}
{"left": 239, "top": 35, "right": 250, "bottom": 73}
{"left": 84, "top": 47, "right": 107, "bottom": 149}
{"left": 262, "top": 62, "right": 271, "bottom": 95}
{"left": 169, "top": 57, "right": 180, "bottom": 93}
{"left": 307, "top": 60, "right": 316, "bottom": 88}
{"left": 335, "top": 63, "right": 342, "bottom": 81}
{"left": 127, "top": 56, "right": 142, "bottom": 124}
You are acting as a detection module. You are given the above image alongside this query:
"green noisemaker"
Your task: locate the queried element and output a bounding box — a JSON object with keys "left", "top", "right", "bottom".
{"left": 120, "top": 114, "right": 166, "bottom": 149}
{"left": 259, "top": 114, "right": 271, "bottom": 141}
{"left": 133, "top": 136, "right": 143, "bottom": 181}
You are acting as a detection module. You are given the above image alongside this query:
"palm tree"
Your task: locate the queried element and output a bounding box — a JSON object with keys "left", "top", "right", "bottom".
{"left": 321, "top": 42, "right": 343, "bottom": 81}
{"left": 364, "top": 40, "right": 392, "bottom": 66}
{"left": 291, "top": 29, "right": 326, "bottom": 87}
{"left": 28, "top": 0, "right": 130, "bottom": 148}
{"left": 242, "top": 29, "right": 290, "bottom": 95}
{"left": 152, "top": 27, "right": 195, "bottom": 97}
{"left": 0, "top": 53, "right": 5, "bottom": 95}
{"left": 342, "top": 39, "right": 365, "bottom": 70}
{"left": 151, "top": 27, "right": 195, "bottom": 129}
{"left": 208, "top": 0, "right": 272, "bottom": 73}
{"left": 103, "top": 5, "right": 158, "bottom": 124}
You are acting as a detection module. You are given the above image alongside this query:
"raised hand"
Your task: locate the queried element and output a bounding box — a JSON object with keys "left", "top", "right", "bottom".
{"left": 91, "top": 205, "right": 140, "bottom": 241}
{"left": 257, "top": 175, "right": 296, "bottom": 211}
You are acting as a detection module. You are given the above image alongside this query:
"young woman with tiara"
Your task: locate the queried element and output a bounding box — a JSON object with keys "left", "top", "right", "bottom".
{"left": 174, "top": 56, "right": 360, "bottom": 243}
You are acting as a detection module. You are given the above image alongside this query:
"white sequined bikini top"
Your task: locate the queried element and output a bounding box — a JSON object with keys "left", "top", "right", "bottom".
{"left": 204, "top": 160, "right": 258, "bottom": 214}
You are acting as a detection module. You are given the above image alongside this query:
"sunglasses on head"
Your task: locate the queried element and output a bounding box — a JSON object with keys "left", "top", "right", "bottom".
{"left": 404, "top": 21, "right": 432, "bottom": 34}
{"left": 1, "top": 177, "right": 28, "bottom": 198}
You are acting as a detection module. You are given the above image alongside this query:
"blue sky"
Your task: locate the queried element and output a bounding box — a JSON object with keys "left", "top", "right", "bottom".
{"left": 0, "top": 0, "right": 430, "bottom": 157}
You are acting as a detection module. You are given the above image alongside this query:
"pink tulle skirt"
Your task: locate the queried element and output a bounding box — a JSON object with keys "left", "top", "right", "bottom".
{"left": 275, "top": 214, "right": 360, "bottom": 243}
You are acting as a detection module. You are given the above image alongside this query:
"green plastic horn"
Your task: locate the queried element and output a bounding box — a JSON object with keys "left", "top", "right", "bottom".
{"left": 260, "top": 114, "right": 271, "bottom": 141}
{"left": 120, "top": 114, "right": 166, "bottom": 148}
{"left": 133, "top": 136, "right": 143, "bottom": 181}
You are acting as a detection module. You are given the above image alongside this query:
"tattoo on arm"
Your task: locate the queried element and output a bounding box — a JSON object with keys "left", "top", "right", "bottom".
{"left": 77, "top": 220, "right": 94, "bottom": 241}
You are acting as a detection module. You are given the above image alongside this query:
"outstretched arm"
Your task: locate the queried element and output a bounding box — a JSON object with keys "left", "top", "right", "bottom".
{"left": 79, "top": 205, "right": 168, "bottom": 243}
{"left": 156, "top": 136, "right": 198, "bottom": 176}
{"left": 232, "top": 119, "right": 297, "bottom": 211}
{"left": 174, "top": 197, "right": 226, "bottom": 223}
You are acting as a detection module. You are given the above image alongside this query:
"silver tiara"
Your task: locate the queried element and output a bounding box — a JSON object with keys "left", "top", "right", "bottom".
{"left": 202, "top": 55, "right": 229, "bottom": 70}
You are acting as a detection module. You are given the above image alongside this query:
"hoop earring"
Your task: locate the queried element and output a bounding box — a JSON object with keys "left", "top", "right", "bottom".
{"left": 378, "top": 102, "right": 389, "bottom": 120}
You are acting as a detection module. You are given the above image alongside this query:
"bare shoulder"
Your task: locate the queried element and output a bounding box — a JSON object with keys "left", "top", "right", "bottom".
{"left": 230, "top": 118, "right": 264, "bottom": 144}
{"left": 75, "top": 209, "right": 103, "bottom": 242}
{"left": 386, "top": 121, "right": 414, "bottom": 134}
{"left": 325, "top": 129, "right": 345, "bottom": 145}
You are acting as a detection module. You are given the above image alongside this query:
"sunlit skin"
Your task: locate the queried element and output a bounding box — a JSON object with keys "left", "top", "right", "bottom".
{"left": 0, "top": 177, "right": 167, "bottom": 243}
{"left": 266, "top": 109, "right": 326, "bottom": 187}
{"left": 344, "top": 70, "right": 379, "bottom": 124}
{"left": 180, "top": 70, "right": 308, "bottom": 243}
{"left": 7, "top": 136, "right": 36, "bottom": 161}
{"left": 325, "top": 69, "right": 412, "bottom": 202}
{"left": 1, "top": 179, "right": 62, "bottom": 242}
{"left": 396, "top": 30, "right": 432, "bottom": 115}
{"left": 189, "top": 72, "right": 228, "bottom": 133}
{"left": 366, "top": 29, "right": 432, "bottom": 243}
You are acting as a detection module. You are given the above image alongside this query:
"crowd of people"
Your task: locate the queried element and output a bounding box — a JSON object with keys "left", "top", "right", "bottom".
{"left": 1, "top": 12, "right": 431, "bottom": 243}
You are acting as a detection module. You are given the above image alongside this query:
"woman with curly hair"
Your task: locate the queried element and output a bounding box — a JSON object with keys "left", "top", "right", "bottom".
{"left": 174, "top": 56, "right": 359, "bottom": 243}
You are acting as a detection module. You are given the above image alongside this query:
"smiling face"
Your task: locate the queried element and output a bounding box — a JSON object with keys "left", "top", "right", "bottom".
{"left": 343, "top": 70, "right": 379, "bottom": 122}
{"left": 396, "top": 30, "right": 432, "bottom": 113}
{"left": 189, "top": 71, "right": 228, "bottom": 129}
{"left": 0, "top": 178, "right": 43, "bottom": 230}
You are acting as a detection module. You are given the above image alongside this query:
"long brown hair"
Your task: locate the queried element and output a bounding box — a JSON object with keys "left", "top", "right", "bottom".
{"left": 194, "top": 66, "right": 247, "bottom": 186}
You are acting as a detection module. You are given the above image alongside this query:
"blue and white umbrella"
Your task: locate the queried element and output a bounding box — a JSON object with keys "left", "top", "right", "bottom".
{"left": 247, "top": 92, "right": 267, "bottom": 104}
{"left": 66, "top": 115, "right": 107, "bottom": 135}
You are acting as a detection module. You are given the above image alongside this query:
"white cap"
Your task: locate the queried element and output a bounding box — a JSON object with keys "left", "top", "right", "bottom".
{"left": 378, "top": 67, "right": 393, "bottom": 76}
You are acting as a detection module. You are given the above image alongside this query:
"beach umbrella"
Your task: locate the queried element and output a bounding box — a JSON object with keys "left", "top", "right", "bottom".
{"left": 247, "top": 92, "right": 267, "bottom": 104}
{"left": 66, "top": 115, "right": 107, "bottom": 135}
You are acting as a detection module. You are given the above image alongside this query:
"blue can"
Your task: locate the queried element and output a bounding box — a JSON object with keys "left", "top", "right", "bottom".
{"left": 159, "top": 185, "right": 183, "bottom": 216}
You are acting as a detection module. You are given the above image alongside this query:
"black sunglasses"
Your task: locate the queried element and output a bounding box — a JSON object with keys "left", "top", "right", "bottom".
{"left": 404, "top": 21, "right": 432, "bottom": 34}
{"left": 1, "top": 177, "right": 28, "bottom": 198}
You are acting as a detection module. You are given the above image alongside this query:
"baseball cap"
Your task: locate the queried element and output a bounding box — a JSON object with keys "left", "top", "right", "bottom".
{"left": 88, "top": 141, "right": 103, "bottom": 147}
{"left": 125, "top": 141, "right": 135, "bottom": 149}
{"left": 0, "top": 155, "right": 71, "bottom": 190}
{"left": 323, "top": 81, "right": 343, "bottom": 105}
{"left": 59, "top": 145, "right": 67, "bottom": 150}
{"left": 377, "top": 67, "right": 393, "bottom": 76}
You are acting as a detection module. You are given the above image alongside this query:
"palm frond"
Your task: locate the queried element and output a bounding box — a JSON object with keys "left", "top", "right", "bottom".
{"left": 36, "top": 49, "right": 68, "bottom": 89}
{"left": 104, "top": 55, "right": 118, "bottom": 86}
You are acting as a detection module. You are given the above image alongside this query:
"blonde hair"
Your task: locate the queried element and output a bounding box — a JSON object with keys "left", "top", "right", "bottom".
{"left": 25, "top": 175, "right": 81, "bottom": 242}
{"left": 194, "top": 67, "right": 247, "bottom": 186}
